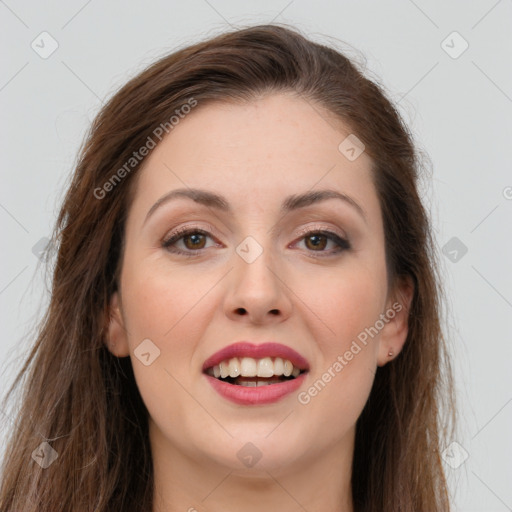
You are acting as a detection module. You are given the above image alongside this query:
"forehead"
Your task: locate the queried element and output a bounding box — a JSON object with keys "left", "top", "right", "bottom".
{"left": 130, "top": 93, "right": 379, "bottom": 220}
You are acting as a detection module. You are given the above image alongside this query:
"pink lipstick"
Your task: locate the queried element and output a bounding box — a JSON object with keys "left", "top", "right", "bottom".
{"left": 203, "top": 342, "right": 309, "bottom": 405}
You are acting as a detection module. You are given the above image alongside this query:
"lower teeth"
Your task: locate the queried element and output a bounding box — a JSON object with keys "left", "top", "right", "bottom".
{"left": 239, "top": 380, "right": 281, "bottom": 387}
{"left": 218, "top": 376, "right": 295, "bottom": 386}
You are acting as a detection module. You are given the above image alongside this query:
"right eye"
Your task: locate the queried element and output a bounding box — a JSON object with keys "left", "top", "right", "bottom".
{"left": 162, "top": 228, "right": 219, "bottom": 257}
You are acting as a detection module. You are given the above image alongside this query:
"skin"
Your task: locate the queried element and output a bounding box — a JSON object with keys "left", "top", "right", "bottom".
{"left": 107, "top": 92, "right": 413, "bottom": 512}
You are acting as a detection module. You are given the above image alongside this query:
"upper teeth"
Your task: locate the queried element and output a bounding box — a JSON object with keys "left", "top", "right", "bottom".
{"left": 209, "top": 357, "right": 301, "bottom": 379}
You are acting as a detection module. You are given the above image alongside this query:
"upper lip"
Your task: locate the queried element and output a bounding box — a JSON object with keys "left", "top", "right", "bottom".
{"left": 202, "top": 342, "right": 310, "bottom": 372}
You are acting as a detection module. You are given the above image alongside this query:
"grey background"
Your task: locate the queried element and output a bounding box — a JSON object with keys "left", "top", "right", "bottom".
{"left": 1, "top": 1, "right": 511, "bottom": 510}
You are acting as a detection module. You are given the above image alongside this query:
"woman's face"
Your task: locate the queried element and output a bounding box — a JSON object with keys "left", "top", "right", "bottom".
{"left": 108, "top": 93, "right": 411, "bottom": 474}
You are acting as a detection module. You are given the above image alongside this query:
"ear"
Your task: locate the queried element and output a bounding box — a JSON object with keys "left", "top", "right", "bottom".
{"left": 105, "top": 291, "right": 130, "bottom": 357}
{"left": 376, "top": 276, "right": 414, "bottom": 367}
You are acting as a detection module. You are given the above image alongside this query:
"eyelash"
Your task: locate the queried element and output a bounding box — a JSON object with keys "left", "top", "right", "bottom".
{"left": 162, "top": 225, "right": 351, "bottom": 259}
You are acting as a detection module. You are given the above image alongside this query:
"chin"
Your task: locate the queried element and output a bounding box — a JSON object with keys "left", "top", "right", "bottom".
{"left": 199, "top": 428, "right": 308, "bottom": 473}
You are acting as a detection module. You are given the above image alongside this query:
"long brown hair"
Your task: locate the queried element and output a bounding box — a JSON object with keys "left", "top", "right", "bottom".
{"left": 0, "top": 23, "right": 457, "bottom": 511}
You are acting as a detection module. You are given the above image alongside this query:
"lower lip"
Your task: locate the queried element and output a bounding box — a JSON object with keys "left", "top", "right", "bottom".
{"left": 204, "top": 373, "right": 307, "bottom": 405}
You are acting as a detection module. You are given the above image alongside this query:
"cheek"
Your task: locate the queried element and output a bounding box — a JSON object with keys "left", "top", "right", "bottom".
{"left": 293, "top": 257, "right": 387, "bottom": 349}
{"left": 119, "top": 259, "right": 214, "bottom": 395}
{"left": 120, "top": 255, "right": 216, "bottom": 341}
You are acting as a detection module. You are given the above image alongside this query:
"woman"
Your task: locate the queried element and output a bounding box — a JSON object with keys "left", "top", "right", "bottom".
{"left": 0, "top": 23, "right": 456, "bottom": 511}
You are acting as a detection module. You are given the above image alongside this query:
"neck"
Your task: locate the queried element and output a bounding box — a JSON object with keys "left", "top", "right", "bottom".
{"left": 150, "top": 420, "right": 355, "bottom": 512}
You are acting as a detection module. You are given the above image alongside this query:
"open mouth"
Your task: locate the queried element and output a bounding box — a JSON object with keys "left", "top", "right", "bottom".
{"left": 204, "top": 356, "right": 307, "bottom": 387}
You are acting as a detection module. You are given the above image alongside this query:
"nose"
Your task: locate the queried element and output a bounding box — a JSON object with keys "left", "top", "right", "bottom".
{"left": 223, "top": 244, "right": 293, "bottom": 325}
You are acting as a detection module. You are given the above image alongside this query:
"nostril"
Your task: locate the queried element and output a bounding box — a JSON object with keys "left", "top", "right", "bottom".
{"left": 235, "top": 308, "right": 247, "bottom": 315}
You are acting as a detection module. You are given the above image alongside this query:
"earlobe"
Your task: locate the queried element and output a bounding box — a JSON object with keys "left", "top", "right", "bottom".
{"left": 106, "top": 291, "right": 131, "bottom": 357}
{"left": 377, "top": 276, "right": 414, "bottom": 367}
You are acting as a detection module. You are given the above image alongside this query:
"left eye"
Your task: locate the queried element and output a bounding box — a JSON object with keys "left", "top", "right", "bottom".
{"left": 294, "top": 231, "right": 350, "bottom": 254}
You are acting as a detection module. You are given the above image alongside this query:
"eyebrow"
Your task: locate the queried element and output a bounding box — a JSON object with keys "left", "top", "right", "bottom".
{"left": 144, "top": 187, "right": 367, "bottom": 224}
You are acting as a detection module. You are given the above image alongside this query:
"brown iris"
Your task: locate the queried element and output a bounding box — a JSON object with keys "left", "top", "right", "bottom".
{"left": 304, "top": 233, "right": 328, "bottom": 251}
{"left": 183, "top": 233, "right": 207, "bottom": 250}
